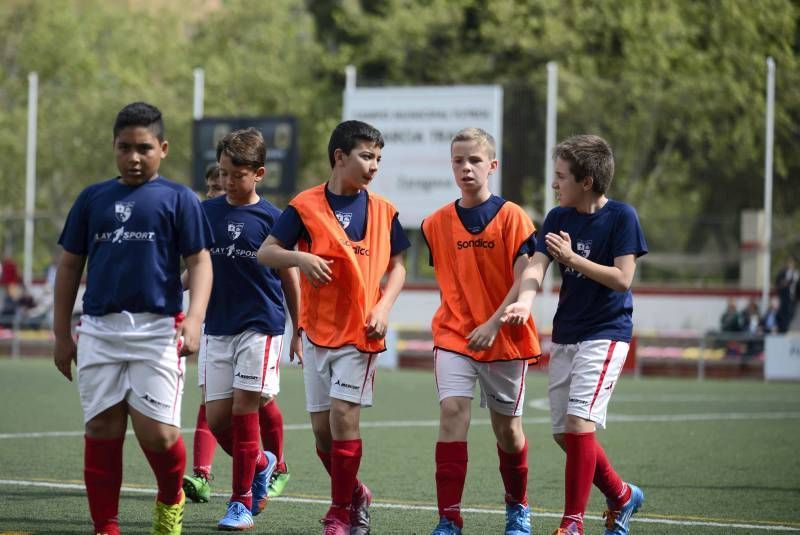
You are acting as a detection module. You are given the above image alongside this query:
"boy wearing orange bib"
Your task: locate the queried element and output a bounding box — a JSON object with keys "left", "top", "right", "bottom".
{"left": 258, "top": 120, "right": 410, "bottom": 535}
{"left": 422, "top": 128, "right": 541, "bottom": 535}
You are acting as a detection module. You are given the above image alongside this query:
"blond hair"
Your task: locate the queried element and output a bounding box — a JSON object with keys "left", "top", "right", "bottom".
{"left": 451, "top": 127, "right": 496, "bottom": 159}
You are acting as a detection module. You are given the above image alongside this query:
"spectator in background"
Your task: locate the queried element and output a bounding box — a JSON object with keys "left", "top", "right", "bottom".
{"left": 740, "top": 298, "right": 764, "bottom": 358}
{"left": 719, "top": 298, "right": 742, "bottom": 332}
{"left": 1, "top": 251, "right": 21, "bottom": 287}
{"left": 762, "top": 297, "right": 781, "bottom": 335}
{"left": 775, "top": 257, "right": 799, "bottom": 333}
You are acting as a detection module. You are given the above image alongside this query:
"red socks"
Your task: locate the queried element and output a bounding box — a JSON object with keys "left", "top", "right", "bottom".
{"left": 328, "top": 439, "right": 363, "bottom": 523}
{"left": 259, "top": 400, "right": 285, "bottom": 471}
{"left": 560, "top": 432, "right": 597, "bottom": 532}
{"left": 435, "top": 441, "right": 468, "bottom": 528}
{"left": 498, "top": 440, "right": 529, "bottom": 506}
{"left": 141, "top": 436, "right": 186, "bottom": 505}
{"left": 84, "top": 435, "right": 124, "bottom": 535}
{"left": 230, "top": 412, "right": 262, "bottom": 509}
{"left": 594, "top": 442, "right": 630, "bottom": 509}
{"left": 193, "top": 404, "right": 217, "bottom": 478}
{"left": 316, "top": 445, "right": 333, "bottom": 475}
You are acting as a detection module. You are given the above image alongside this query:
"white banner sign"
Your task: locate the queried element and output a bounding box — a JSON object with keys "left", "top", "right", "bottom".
{"left": 343, "top": 85, "right": 503, "bottom": 227}
{"left": 765, "top": 335, "right": 800, "bottom": 380}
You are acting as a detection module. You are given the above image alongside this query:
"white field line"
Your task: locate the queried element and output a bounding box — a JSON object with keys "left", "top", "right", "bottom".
{"left": 0, "top": 479, "right": 797, "bottom": 532}
{"left": 2, "top": 411, "right": 799, "bottom": 440}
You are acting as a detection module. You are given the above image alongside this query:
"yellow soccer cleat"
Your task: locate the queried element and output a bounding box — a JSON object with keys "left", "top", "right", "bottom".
{"left": 151, "top": 490, "right": 185, "bottom": 535}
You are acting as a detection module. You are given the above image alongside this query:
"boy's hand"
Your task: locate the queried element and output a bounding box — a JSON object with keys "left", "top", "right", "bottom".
{"left": 365, "top": 304, "right": 389, "bottom": 339}
{"left": 289, "top": 330, "right": 303, "bottom": 366}
{"left": 466, "top": 318, "right": 501, "bottom": 350}
{"left": 500, "top": 302, "right": 530, "bottom": 325}
{"left": 297, "top": 253, "right": 334, "bottom": 287}
{"left": 178, "top": 315, "right": 202, "bottom": 355}
{"left": 545, "top": 231, "right": 575, "bottom": 264}
{"left": 53, "top": 334, "right": 77, "bottom": 381}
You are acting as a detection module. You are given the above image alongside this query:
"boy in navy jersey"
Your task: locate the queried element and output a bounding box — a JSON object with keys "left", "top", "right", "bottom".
{"left": 422, "top": 128, "right": 541, "bottom": 535}
{"left": 258, "top": 120, "right": 410, "bottom": 535}
{"left": 182, "top": 162, "right": 225, "bottom": 505}
{"left": 504, "top": 135, "right": 647, "bottom": 535}
{"left": 53, "top": 102, "right": 213, "bottom": 535}
{"left": 197, "top": 128, "right": 300, "bottom": 530}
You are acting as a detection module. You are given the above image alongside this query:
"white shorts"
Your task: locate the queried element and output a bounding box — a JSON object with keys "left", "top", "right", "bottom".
{"left": 434, "top": 349, "right": 529, "bottom": 416}
{"left": 76, "top": 312, "right": 185, "bottom": 426}
{"left": 302, "top": 333, "right": 377, "bottom": 412}
{"left": 202, "top": 331, "right": 283, "bottom": 402}
{"left": 548, "top": 339, "right": 629, "bottom": 433}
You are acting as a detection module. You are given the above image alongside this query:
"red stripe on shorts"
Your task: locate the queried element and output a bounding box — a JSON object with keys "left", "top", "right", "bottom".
{"left": 513, "top": 360, "right": 526, "bottom": 414}
{"left": 360, "top": 354, "right": 375, "bottom": 402}
{"left": 588, "top": 341, "right": 617, "bottom": 415}
{"left": 261, "top": 336, "right": 272, "bottom": 391}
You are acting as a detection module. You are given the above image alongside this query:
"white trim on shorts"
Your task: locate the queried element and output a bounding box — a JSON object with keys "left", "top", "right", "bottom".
{"left": 433, "top": 348, "right": 529, "bottom": 417}
{"left": 301, "top": 332, "right": 377, "bottom": 412}
{"left": 76, "top": 312, "right": 185, "bottom": 426}
{"left": 203, "top": 331, "right": 284, "bottom": 402}
{"left": 548, "top": 339, "right": 630, "bottom": 433}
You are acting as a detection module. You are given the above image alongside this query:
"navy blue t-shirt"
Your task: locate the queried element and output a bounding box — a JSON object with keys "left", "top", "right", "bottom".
{"left": 203, "top": 196, "right": 286, "bottom": 336}
{"left": 271, "top": 185, "right": 411, "bottom": 256}
{"left": 536, "top": 199, "right": 648, "bottom": 344}
{"left": 58, "top": 176, "right": 212, "bottom": 316}
{"left": 427, "top": 195, "right": 536, "bottom": 266}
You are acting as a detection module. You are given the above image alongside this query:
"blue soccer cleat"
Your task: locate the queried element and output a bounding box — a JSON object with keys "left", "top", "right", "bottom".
{"left": 603, "top": 483, "right": 645, "bottom": 535}
{"left": 431, "top": 517, "right": 462, "bottom": 535}
{"left": 250, "top": 450, "right": 277, "bottom": 516}
{"left": 505, "top": 503, "right": 531, "bottom": 534}
{"left": 217, "top": 500, "right": 254, "bottom": 531}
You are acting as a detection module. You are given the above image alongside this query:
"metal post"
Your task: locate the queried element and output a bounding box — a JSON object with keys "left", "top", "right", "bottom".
{"left": 193, "top": 68, "right": 205, "bottom": 120}
{"left": 23, "top": 72, "right": 38, "bottom": 288}
{"left": 761, "top": 57, "right": 775, "bottom": 312}
{"left": 345, "top": 65, "right": 357, "bottom": 93}
{"left": 542, "top": 62, "right": 558, "bottom": 296}
{"left": 698, "top": 333, "right": 707, "bottom": 380}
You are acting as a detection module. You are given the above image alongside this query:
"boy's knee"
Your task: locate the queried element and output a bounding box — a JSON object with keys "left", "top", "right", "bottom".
{"left": 140, "top": 427, "right": 181, "bottom": 452}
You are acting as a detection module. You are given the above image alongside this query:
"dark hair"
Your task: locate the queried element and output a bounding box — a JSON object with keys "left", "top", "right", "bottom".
{"left": 327, "top": 120, "right": 384, "bottom": 168}
{"left": 553, "top": 134, "right": 615, "bottom": 194}
{"left": 113, "top": 102, "right": 165, "bottom": 141}
{"left": 204, "top": 163, "right": 221, "bottom": 181}
{"left": 216, "top": 128, "right": 265, "bottom": 169}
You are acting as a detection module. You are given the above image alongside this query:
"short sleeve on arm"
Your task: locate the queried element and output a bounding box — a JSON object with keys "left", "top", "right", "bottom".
{"left": 390, "top": 214, "right": 411, "bottom": 257}
{"left": 177, "top": 188, "right": 213, "bottom": 256}
{"left": 58, "top": 189, "right": 90, "bottom": 255}
{"left": 270, "top": 205, "right": 306, "bottom": 249}
{"left": 516, "top": 231, "right": 537, "bottom": 258}
{"left": 613, "top": 205, "right": 648, "bottom": 259}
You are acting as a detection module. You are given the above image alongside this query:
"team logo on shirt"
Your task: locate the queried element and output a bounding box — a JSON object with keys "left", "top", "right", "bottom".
{"left": 228, "top": 221, "right": 245, "bottom": 240}
{"left": 114, "top": 201, "right": 135, "bottom": 223}
{"left": 564, "top": 240, "right": 592, "bottom": 278}
{"left": 335, "top": 211, "right": 352, "bottom": 229}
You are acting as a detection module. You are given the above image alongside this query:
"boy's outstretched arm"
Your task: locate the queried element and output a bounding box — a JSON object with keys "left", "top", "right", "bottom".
{"left": 278, "top": 266, "right": 303, "bottom": 364}
{"left": 366, "top": 253, "right": 406, "bottom": 339}
{"left": 180, "top": 249, "right": 212, "bottom": 355}
{"left": 501, "top": 252, "right": 550, "bottom": 325}
{"left": 258, "top": 235, "right": 333, "bottom": 287}
{"left": 52, "top": 250, "right": 86, "bottom": 381}
{"left": 467, "top": 254, "right": 531, "bottom": 350}
{"left": 545, "top": 230, "right": 636, "bottom": 291}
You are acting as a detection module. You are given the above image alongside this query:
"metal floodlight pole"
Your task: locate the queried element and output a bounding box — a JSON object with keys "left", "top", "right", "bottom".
{"left": 543, "top": 61, "right": 558, "bottom": 296}
{"left": 761, "top": 57, "right": 775, "bottom": 312}
{"left": 23, "top": 72, "right": 38, "bottom": 288}
{"left": 193, "top": 68, "right": 205, "bottom": 120}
